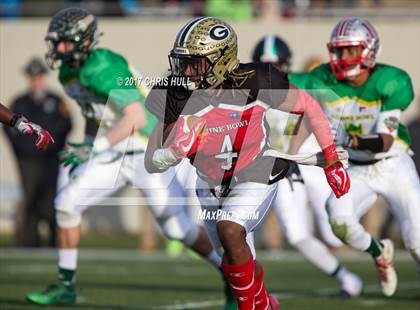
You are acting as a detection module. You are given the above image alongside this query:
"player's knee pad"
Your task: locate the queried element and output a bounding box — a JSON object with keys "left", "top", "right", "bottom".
{"left": 56, "top": 209, "right": 81, "bottom": 228}
{"left": 158, "top": 215, "right": 200, "bottom": 246}
{"left": 329, "top": 217, "right": 352, "bottom": 243}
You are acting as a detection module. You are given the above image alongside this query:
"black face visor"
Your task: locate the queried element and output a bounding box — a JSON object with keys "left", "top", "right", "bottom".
{"left": 169, "top": 53, "right": 212, "bottom": 81}
{"left": 45, "top": 40, "right": 75, "bottom": 68}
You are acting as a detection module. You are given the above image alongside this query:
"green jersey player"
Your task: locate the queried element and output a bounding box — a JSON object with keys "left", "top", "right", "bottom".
{"left": 304, "top": 17, "right": 420, "bottom": 297}
{"left": 26, "top": 8, "right": 235, "bottom": 309}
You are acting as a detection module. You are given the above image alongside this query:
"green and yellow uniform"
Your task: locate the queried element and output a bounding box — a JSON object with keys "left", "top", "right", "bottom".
{"left": 59, "top": 48, "right": 157, "bottom": 146}
{"left": 307, "top": 63, "right": 413, "bottom": 162}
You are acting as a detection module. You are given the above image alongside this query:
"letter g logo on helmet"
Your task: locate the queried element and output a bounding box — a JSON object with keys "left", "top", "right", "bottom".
{"left": 209, "top": 25, "right": 230, "bottom": 40}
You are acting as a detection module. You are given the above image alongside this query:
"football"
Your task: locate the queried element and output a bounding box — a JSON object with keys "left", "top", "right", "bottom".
{"left": 162, "top": 115, "right": 207, "bottom": 148}
{"left": 182, "top": 115, "right": 207, "bottom": 134}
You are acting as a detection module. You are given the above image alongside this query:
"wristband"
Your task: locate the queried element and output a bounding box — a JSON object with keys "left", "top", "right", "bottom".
{"left": 93, "top": 136, "right": 111, "bottom": 154}
{"left": 10, "top": 114, "right": 22, "bottom": 127}
{"left": 323, "top": 144, "right": 339, "bottom": 162}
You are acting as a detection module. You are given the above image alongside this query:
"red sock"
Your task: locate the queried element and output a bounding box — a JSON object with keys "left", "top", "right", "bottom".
{"left": 222, "top": 258, "right": 255, "bottom": 310}
{"left": 254, "top": 265, "right": 269, "bottom": 310}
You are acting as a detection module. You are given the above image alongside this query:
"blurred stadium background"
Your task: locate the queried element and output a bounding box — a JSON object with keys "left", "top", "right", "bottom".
{"left": 0, "top": 1, "right": 419, "bottom": 309}
{"left": 1, "top": 0, "right": 419, "bottom": 249}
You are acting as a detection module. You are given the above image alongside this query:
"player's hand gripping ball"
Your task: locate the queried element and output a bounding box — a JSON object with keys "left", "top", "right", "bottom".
{"left": 169, "top": 115, "right": 207, "bottom": 159}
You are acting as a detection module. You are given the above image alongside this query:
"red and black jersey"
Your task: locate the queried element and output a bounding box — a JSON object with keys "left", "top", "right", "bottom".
{"left": 146, "top": 63, "right": 291, "bottom": 187}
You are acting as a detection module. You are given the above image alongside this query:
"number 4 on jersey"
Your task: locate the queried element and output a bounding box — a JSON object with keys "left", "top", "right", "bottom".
{"left": 215, "top": 134, "right": 238, "bottom": 170}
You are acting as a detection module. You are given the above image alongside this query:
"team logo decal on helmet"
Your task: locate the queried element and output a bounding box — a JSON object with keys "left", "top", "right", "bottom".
{"left": 169, "top": 16, "right": 239, "bottom": 90}
{"left": 45, "top": 7, "right": 101, "bottom": 69}
{"left": 327, "top": 17, "right": 380, "bottom": 80}
{"left": 209, "top": 25, "right": 230, "bottom": 40}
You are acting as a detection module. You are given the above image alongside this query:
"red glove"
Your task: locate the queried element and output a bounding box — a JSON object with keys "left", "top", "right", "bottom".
{"left": 14, "top": 115, "right": 55, "bottom": 150}
{"left": 323, "top": 145, "right": 350, "bottom": 198}
{"left": 169, "top": 115, "right": 206, "bottom": 159}
{"left": 35, "top": 129, "right": 55, "bottom": 150}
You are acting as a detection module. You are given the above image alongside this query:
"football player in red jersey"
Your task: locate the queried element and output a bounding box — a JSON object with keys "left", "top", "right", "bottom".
{"left": 144, "top": 17, "right": 350, "bottom": 310}
{"left": 1, "top": 102, "right": 54, "bottom": 150}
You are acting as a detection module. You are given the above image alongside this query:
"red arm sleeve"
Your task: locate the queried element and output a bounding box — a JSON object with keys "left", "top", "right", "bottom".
{"left": 281, "top": 86, "right": 338, "bottom": 161}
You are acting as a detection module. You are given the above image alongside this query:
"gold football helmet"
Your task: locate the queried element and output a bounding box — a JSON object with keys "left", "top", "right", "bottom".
{"left": 169, "top": 17, "right": 239, "bottom": 90}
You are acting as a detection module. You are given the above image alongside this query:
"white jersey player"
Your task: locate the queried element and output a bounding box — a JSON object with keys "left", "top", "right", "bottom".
{"left": 253, "top": 35, "right": 363, "bottom": 297}
{"left": 304, "top": 18, "right": 420, "bottom": 297}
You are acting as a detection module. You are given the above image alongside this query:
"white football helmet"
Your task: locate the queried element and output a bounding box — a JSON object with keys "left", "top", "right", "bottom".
{"left": 327, "top": 17, "right": 380, "bottom": 80}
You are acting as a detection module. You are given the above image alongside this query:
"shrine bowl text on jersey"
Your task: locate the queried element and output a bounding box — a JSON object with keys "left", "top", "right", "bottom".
{"left": 146, "top": 62, "right": 291, "bottom": 187}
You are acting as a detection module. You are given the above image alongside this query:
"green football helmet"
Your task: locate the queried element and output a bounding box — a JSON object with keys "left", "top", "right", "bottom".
{"left": 45, "top": 7, "right": 101, "bottom": 69}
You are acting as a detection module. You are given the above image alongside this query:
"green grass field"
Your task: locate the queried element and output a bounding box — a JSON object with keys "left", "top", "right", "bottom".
{"left": 0, "top": 249, "right": 419, "bottom": 310}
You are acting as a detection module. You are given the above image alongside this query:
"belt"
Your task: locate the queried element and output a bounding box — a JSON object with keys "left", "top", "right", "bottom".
{"left": 199, "top": 157, "right": 289, "bottom": 199}
{"left": 349, "top": 157, "right": 391, "bottom": 166}
{"left": 101, "top": 149, "right": 144, "bottom": 164}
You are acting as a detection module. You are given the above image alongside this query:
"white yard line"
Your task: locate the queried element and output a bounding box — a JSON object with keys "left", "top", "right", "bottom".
{"left": 0, "top": 248, "right": 413, "bottom": 262}
{"left": 156, "top": 300, "right": 224, "bottom": 310}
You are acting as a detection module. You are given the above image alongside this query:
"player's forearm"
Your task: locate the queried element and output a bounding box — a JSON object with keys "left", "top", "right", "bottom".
{"left": 105, "top": 114, "right": 139, "bottom": 145}
{"left": 145, "top": 125, "right": 161, "bottom": 173}
{"left": 290, "top": 89, "right": 335, "bottom": 153}
{"left": 98, "top": 102, "right": 147, "bottom": 149}
{"left": 287, "top": 117, "right": 311, "bottom": 155}
{"left": 0, "top": 103, "right": 14, "bottom": 125}
{"left": 145, "top": 121, "right": 182, "bottom": 173}
{"left": 145, "top": 123, "right": 172, "bottom": 173}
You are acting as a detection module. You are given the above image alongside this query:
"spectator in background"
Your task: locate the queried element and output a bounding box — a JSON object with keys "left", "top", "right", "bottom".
{"left": 3, "top": 57, "right": 72, "bottom": 247}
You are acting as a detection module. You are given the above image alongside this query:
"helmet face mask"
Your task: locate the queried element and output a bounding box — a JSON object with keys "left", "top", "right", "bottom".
{"left": 169, "top": 53, "right": 213, "bottom": 90}
{"left": 328, "top": 43, "right": 366, "bottom": 80}
{"left": 328, "top": 18, "right": 380, "bottom": 80}
{"left": 45, "top": 8, "right": 100, "bottom": 69}
{"left": 170, "top": 17, "right": 239, "bottom": 90}
{"left": 45, "top": 40, "right": 76, "bottom": 68}
{"left": 169, "top": 54, "right": 211, "bottom": 79}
